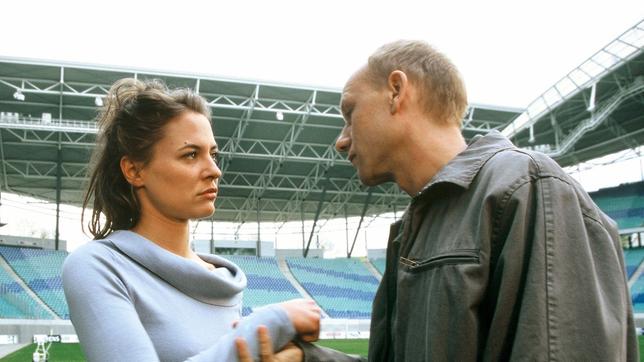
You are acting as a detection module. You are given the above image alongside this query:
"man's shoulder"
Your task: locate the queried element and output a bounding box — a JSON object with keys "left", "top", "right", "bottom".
{"left": 482, "top": 147, "right": 568, "bottom": 182}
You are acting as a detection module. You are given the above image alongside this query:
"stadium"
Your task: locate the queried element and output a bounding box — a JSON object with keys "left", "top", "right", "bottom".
{"left": 0, "top": 12, "right": 641, "bottom": 362}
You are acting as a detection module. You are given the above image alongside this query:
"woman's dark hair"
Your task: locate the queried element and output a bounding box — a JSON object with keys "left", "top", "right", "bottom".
{"left": 82, "top": 78, "right": 211, "bottom": 239}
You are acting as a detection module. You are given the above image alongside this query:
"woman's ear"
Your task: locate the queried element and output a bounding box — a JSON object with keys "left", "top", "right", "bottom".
{"left": 388, "top": 70, "right": 409, "bottom": 114}
{"left": 120, "top": 156, "right": 144, "bottom": 187}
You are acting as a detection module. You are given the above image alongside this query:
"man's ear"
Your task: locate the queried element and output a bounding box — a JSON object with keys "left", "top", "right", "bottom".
{"left": 388, "top": 70, "right": 408, "bottom": 114}
{"left": 120, "top": 156, "right": 144, "bottom": 187}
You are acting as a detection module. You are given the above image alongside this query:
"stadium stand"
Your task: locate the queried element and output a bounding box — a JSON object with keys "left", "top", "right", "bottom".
{"left": 630, "top": 274, "right": 644, "bottom": 313}
{"left": 370, "top": 258, "right": 386, "bottom": 276}
{"left": 590, "top": 181, "right": 644, "bottom": 230}
{"left": 624, "top": 248, "right": 644, "bottom": 279}
{"left": 0, "top": 261, "right": 51, "bottom": 319}
{"left": 0, "top": 246, "right": 68, "bottom": 319}
{"left": 5, "top": 244, "right": 644, "bottom": 320}
{"left": 225, "top": 256, "right": 302, "bottom": 316}
{"left": 286, "top": 258, "right": 379, "bottom": 319}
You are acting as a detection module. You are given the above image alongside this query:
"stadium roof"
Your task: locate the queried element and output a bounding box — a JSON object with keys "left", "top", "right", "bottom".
{"left": 0, "top": 19, "right": 641, "bottom": 228}
{"left": 502, "top": 19, "right": 644, "bottom": 166}
{"left": 0, "top": 59, "right": 520, "bottom": 225}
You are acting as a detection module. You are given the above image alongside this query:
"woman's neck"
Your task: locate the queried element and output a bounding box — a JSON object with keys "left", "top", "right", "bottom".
{"left": 131, "top": 214, "right": 191, "bottom": 258}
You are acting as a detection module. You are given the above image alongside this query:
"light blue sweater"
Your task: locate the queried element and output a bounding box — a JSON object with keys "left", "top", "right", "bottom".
{"left": 62, "top": 230, "right": 295, "bottom": 362}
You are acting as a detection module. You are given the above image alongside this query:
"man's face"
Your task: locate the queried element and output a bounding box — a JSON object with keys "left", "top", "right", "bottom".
{"left": 336, "top": 68, "right": 397, "bottom": 186}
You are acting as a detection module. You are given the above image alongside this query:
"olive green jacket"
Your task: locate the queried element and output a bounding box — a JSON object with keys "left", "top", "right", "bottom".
{"left": 303, "top": 131, "right": 637, "bottom": 361}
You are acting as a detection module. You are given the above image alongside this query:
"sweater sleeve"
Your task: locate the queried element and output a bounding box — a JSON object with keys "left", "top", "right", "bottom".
{"left": 63, "top": 244, "right": 296, "bottom": 362}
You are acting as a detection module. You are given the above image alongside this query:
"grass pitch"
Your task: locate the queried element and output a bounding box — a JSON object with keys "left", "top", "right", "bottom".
{"left": 0, "top": 339, "right": 370, "bottom": 361}
{"left": 1, "top": 343, "right": 84, "bottom": 361}
{"left": 4, "top": 336, "right": 644, "bottom": 361}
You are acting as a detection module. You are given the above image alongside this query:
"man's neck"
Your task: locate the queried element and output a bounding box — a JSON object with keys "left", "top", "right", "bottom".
{"left": 395, "top": 124, "right": 467, "bottom": 196}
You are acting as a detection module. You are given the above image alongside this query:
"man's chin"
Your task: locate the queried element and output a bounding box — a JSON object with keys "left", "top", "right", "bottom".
{"left": 357, "top": 172, "right": 390, "bottom": 187}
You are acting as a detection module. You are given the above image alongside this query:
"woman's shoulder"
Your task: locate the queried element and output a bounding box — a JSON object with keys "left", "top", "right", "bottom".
{"left": 66, "top": 238, "right": 115, "bottom": 261}
{"left": 62, "top": 238, "right": 121, "bottom": 278}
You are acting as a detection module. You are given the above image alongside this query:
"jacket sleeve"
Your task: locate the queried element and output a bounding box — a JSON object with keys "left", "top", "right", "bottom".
{"left": 62, "top": 246, "right": 295, "bottom": 362}
{"left": 485, "top": 175, "right": 637, "bottom": 361}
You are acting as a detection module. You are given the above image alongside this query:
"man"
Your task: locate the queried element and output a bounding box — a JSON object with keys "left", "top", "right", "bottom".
{"left": 240, "top": 40, "right": 638, "bottom": 361}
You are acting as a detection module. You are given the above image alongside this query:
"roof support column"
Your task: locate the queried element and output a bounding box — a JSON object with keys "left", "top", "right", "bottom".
{"left": 304, "top": 184, "right": 327, "bottom": 258}
{"left": 348, "top": 188, "right": 373, "bottom": 258}
{"left": 55, "top": 143, "right": 62, "bottom": 251}
{"left": 256, "top": 197, "right": 261, "bottom": 257}
{"left": 54, "top": 67, "right": 65, "bottom": 250}
{"left": 300, "top": 205, "right": 305, "bottom": 252}
{"left": 344, "top": 205, "right": 349, "bottom": 257}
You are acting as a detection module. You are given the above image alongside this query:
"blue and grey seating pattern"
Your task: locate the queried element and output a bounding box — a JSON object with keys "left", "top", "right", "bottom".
{"left": 0, "top": 246, "right": 69, "bottom": 319}
{"left": 286, "top": 258, "right": 378, "bottom": 319}
{"left": 370, "top": 258, "right": 386, "bottom": 275}
{"left": 624, "top": 248, "right": 644, "bottom": 279}
{"left": 3, "top": 244, "right": 644, "bottom": 319}
{"left": 0, "top": 259, "right": 51, "bottom": 319}
{"left": 590, "top": 181, "right": 644, "bottom": 230}
{"left": 226, "top": 256, "right": 302, "bottom": 316}
{"left": 631, "top": 272, "right": 644, "bottom": 313}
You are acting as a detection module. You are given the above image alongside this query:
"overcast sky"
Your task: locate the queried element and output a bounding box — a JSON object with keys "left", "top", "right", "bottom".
{"left": 1, "top": 0, "right": 643, "bottom": 108}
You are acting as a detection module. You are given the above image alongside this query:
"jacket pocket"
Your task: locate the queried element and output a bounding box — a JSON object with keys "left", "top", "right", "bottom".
{"left": 399, "top": 249, "right": 479, "bottom": 273}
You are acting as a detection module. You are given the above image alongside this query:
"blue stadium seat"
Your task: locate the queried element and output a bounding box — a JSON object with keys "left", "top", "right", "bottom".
{"left": 0, "top": 246, "right": 69, "bottom": 319}
{"left": 226, "top": 256, "right": 302, "bottom": 316}
{"left": 286, "top": 258, "right": 378, "bottom": 319}
{"left": 370, "top": 258, "right": 386, "bottom": 275}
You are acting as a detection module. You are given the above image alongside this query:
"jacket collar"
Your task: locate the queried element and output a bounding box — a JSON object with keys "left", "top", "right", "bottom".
{"left": 107, "top": 230, "right": 246, "bottom": 306}
{"left": 413, "top": 131, "right": 515, "bottom": 199}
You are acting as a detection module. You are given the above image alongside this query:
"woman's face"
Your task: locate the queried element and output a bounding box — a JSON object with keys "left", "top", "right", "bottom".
{"left": 135, "top": 110, "right": 221, "bottom": 223}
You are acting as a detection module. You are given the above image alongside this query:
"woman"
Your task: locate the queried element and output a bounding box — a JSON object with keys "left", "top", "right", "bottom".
{"left": 62, "top": 78, "right": 320, "bottom": 362}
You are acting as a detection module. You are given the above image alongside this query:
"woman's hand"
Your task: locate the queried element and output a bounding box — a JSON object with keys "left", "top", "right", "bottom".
{"left": 236, "top": 325, "right": 303, "bottom": 362}
{"left": 279, "top": 299, "right": 321, "bottom": 342}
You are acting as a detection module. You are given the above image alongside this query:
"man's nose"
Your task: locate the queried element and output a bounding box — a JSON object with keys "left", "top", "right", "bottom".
{"left": 335, "top": 127, "right": 351, "bottom": 153}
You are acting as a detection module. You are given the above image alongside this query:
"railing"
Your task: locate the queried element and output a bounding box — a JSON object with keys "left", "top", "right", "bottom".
{"left": 502, "top": 19, "right": 644, "bottom": 138}
{"left": 0, "top": 113, "right": 97, "bottom": 133}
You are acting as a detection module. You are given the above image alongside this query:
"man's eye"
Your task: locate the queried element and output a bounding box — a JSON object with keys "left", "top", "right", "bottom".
{"left": 211, "top": 152, "right": 220, "bottom": 165}
{"left": 344, "top": 109, "right": 353, "bottom": 123}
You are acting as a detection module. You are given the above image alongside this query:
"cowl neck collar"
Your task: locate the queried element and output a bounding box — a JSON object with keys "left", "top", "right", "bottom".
{"left": 107, "top": 230, "right": 246, "bottom": 306}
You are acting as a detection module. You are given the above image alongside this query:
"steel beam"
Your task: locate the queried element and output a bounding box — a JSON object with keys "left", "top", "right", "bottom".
{"left": 303, "top": 181, "right": 328, "bottom": 258}
{"left": 348, "top": 188, "right": 373, "bottom": 258}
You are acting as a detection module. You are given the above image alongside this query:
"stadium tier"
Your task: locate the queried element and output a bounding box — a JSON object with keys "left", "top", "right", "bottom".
{"left": 590, "top": 181, "right": 644, "bottom": 230}
{"left": 4, "top": 245, "right": 644, "bottom": 320}
{"left": 286, "top": 258, "right": 379, "bottom": 319}
{"left": 631, "top": 273, "right": 644, "bottom": 313}
{"left": 0, "top": 246, "right": 69, "bottom": 319}
{"left": 0, "top": 258, "right": 51, "bottom": 319}
{"left": 225, "top": 256, "right": 302, "bottom": 316}
{"left": 624, "top": 248, "right": 644, "bottom": 279}
{"left": 370, "top": 258, "right": 386, "bottom": 275}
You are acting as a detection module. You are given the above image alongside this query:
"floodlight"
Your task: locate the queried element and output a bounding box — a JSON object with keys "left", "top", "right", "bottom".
{"left": 95, "top": 96, "right": 104, "bottom": 107}
{"left": 13, "top": 90, "right": 25, "bottom": 101}
{"left": 276, "top": 111, "right": 284, "bottom": 121}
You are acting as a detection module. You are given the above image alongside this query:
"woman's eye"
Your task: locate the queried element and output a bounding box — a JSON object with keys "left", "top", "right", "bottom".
{"left": 185, "top": 151, "right": 197, "bottom": 159}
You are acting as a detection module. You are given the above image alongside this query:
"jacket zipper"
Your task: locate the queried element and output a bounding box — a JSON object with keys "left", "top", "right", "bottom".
{"left": 400, "top": 250, "right": 479, "bottom": 271}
